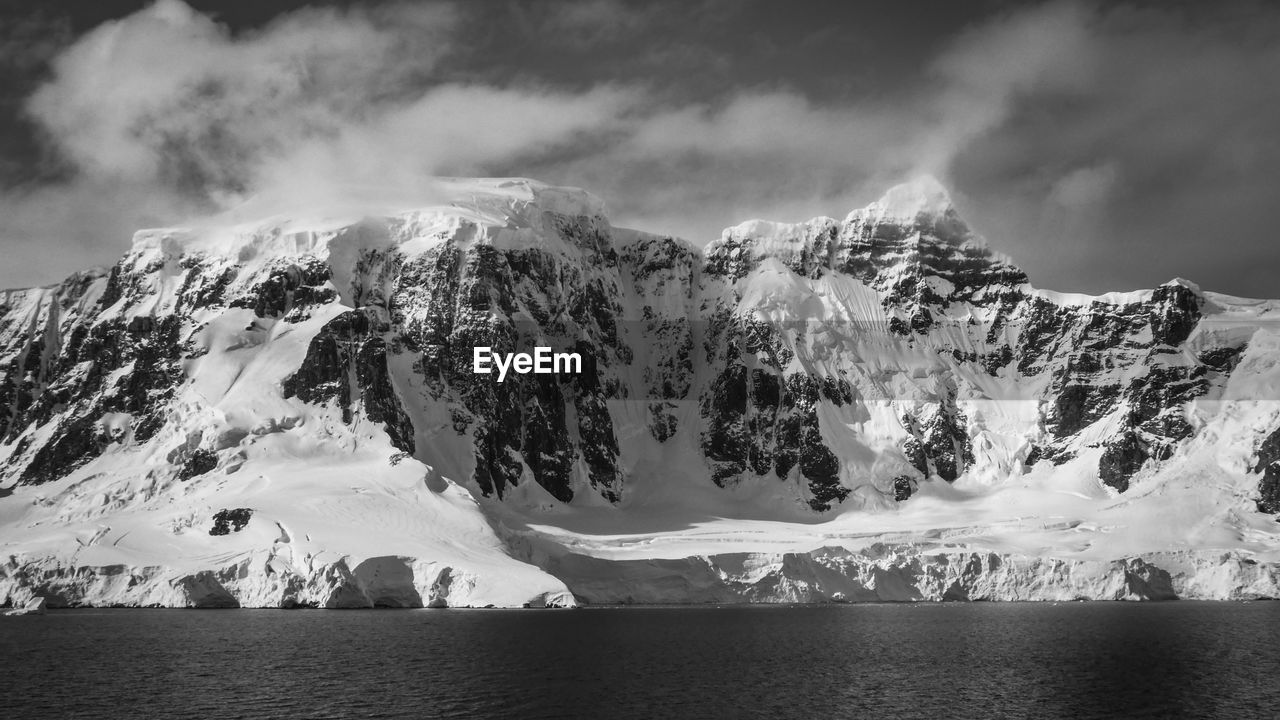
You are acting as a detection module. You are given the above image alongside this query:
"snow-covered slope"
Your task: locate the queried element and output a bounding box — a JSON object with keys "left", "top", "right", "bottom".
{"left": 2, "top": 176, "right": 1278, "bottom": 607}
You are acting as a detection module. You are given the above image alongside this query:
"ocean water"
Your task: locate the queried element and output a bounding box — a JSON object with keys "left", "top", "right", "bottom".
{"left": 3, "top": 602, "right": 1278, "bottom": 719}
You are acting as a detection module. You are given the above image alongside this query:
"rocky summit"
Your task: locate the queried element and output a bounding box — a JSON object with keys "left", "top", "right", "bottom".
{"left": 2, "top": 176, "right": 1279, "bottom": 609}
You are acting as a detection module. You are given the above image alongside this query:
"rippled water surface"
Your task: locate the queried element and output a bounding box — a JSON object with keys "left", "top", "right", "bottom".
{"left": 4, "top": 602, "right": 1279, "bottom": 719}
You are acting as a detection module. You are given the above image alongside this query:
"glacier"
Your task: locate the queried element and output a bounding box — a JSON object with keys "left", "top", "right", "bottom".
{"left": 1, "top": 176, "right": 1278, "bottom": 608}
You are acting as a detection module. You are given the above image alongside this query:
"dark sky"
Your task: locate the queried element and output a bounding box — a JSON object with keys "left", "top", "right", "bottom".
{"left": 2, "top": 0, "right": 1279, "bottom": 297}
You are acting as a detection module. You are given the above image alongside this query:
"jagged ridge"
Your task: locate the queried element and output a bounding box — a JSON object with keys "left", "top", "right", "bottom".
{"left": 2, "top": 176, "right": 1279, "bottom": 607}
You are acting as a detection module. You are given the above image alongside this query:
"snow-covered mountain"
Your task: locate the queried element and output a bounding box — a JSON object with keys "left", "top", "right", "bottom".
{"left": 2, "top": 176, "right": 1278, "bottom": 607}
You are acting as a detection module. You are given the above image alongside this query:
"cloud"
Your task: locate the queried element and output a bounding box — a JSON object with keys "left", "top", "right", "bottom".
{"left": 0, "top": 8, "right": 71, "bottom": 79}
{"left": 5, "top": 0, "right": 1280, "bottom": 297}
{"left": 541, "top": 92, "right": 921, "bottom": 240}
{"left": 0, "top": 0, "right": 463, "bottom": 286}
{"left": 9, "top": 0, "right": 647, "bottom": 221}
{"left": 917, "top": 1, "right": 1097, "bottom": 174}
{"left": 529, "top": 0, "right": 658, "bottom": 47}
{"left": 0, "top": 0, "right": 1112, "bottom": 284}
{"left": 242, "top": 83, "right": 640, "bottom": 215}
{"left": 26, "top": 0, "right": 459, "bottom": 199}
{"left": 529, "top": 3, "right": 1108, "bottom": 242}
{"left": 949, "top": 1, "right": 1280, "bottom": 293}
{"left": 1048, "top": 164, "right": 1119, "bottom": 209}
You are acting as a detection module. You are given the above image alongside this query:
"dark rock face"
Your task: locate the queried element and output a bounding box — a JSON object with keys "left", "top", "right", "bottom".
{"left": 209, "top": 508, "right": 253, "bottom": 535}
{"left": 621, "top": 235, "right": 696, "bottom": 443}
{"left": 1096, "top": 364, "right": 1206, "bottom": 492}
{"left": 178, "top": 449, "right": 218, "bottom": 481}
{"left": 1255, "top": 428, "right": 1280, "bottom": 515}
{"left": 0, "top": 242, "right": 369, "bottom": 489}
{"left": 230, "top": 257, "right": 335, "bottom": 320}
{"left": 1098, "top": 431, "right": 1147, "bottom": 493}
{"left": 892, "top": 475, "right": 916, "bottom": 502}
{"left": 701, "top": 361, "right": 750, "bottom": 485}
{"left": 390, "top": 216, "right": 628, "bottom": 503}
{"left": 1002, "top": 284, "right": 1218, "bottom": 488}
{"left": 1199, "top": 345, "right": 1245, "bottom": 373}
{"left": 1258, "top": 470, "right": 1280, "bottom": 516}
{"left": 0, "top": 265, "right": 197, "bottom": 485}
{"left": 1149, "top": 283, "right": 1201, "bottom": 347}
{"left": 695, "top": 311, "right": 851, "bottom": 508}
{"left": 900, "top": 391, "right": 973, "bottom": 483}
{"left": 250, "top": 226, "right": 628, "bottom": 505}
{"left": 282, "top": 309, "right": 416, "bottom": 455}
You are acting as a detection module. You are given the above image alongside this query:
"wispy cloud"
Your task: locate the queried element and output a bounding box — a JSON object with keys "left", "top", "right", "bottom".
{"left": 4, "top": 0, "right": 1280, "bottom": 295}
{"left": 26, "top": 0, "right": 459, "bottom": 198}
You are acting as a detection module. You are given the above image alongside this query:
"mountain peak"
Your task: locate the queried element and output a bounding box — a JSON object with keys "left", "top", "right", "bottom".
{"left": 1162, "top": 277, "right": 1201, "bottom": 293}
{"left": 870, "top": 175, "right": 953, "bottom": 221}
